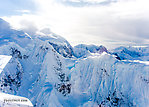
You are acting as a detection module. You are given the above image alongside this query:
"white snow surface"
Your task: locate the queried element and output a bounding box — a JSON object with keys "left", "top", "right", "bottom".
{"left": 0, "top": 55, "right": 33, "bottom": 107}
{"left": 0, "top": 18, "right": 149, "bottom": 107}
{"left": 0, "top": 92, "right": 33, "bottom": 107}
{"left": 0, "top": 55, "right": 11, "bottom": 73}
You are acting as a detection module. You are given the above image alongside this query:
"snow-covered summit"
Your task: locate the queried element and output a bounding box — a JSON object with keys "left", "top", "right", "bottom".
{"left": 73, "top": 44, "right": 108, "bottom": 58}
{"left": 0, "top": 18, "right": 74, "bottom": 58}
{"left": 37, "top": 31, "right": 74, "bottom": 58}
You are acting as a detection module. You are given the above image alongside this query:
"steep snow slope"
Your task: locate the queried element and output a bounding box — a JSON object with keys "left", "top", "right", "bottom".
{"left": 36, "top": 28, "right": 74, "bottom": 58}
{"left": 0, "top": 55, "right": 11, "bottom": 73}
{"left": 0, "top": 18, "right": 149, "bottom": 107}
{"left": 70, "top": 53, "right": 149, "bottom": 106}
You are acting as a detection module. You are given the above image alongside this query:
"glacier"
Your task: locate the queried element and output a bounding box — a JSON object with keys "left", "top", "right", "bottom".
{"left": 0, "top": 18, "right": 149, "bottom": 107}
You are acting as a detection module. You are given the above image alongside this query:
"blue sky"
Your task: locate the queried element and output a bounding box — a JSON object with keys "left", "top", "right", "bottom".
{"left": 0, "top": 0, "right": 36, "bottom": 16}
{"left": 1, "top": 0, "right": 149, "bottom": 48}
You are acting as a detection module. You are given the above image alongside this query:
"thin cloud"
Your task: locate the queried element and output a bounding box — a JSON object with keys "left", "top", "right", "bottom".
{"left": 15, "top": 10, "right": 31, "bottom": 14}
{"left": 3, "top": 0, "right": 149, "bottom": 48}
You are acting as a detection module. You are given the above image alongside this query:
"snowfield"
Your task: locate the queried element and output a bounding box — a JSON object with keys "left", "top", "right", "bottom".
{"left": 0, "top": 55, "right": 11, "bottom": 73}
{"left": 0, "top": 18, "right": 149, "bottom": 107}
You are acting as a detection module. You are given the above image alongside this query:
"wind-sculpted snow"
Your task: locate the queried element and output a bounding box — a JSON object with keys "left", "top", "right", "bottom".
{"left": 0, "top": 18, "right": 149, "bottom": 107}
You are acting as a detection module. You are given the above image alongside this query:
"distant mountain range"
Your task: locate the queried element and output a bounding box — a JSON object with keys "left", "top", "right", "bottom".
{"left": 0, "top": 18, "right": 149, "bottom": 107}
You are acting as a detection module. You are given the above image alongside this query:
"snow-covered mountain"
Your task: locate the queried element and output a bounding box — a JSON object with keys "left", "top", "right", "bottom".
{"left": 0, "top": 18, "right": 149, "bottom": 107}
{"left": 111, "top": 46, "right": 149, "bottom": 61}
{"left": 73, "top": 44, "right": 108, "bottom": 58}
